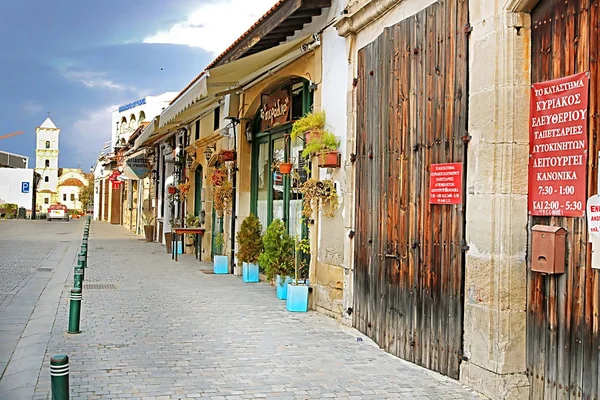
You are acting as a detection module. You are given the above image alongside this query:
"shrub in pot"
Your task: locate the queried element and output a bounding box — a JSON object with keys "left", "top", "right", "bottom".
{"left": 213, "top": 233, "right": 228, "bottom": 274}
{"left": 142, "top": 210, "right": 156, "bottom": 242}
{"left": 258, "top": 219, "right": 294, "bottom": 299}
{"left": 236, "top": 214, "right": 263, "bottom": 283}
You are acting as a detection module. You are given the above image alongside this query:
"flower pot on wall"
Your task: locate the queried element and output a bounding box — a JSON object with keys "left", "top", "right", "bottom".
{"left": 305, "top": 130, "right": 322, "bottom": 144}
{"left": 318, "top": 151, "right": 341, "bottom": 168}
{"left": 219, "top": 150, "right": 236, "bottom": 161}
{"left": 243, "top": 263, "right": 259, "bottom": 283}
{"left": 286, "top": 283, "right": 309, "bottom": 312}
{"left": 276, "top": 275, "right": 293, "bottom": 300}
{"left": 144, "top": 225, "right": 154, "bottom": 242}
{"left": 278, "top": 163, "right": 293, "bottom": 175}
{"left": 214, "top": 255, "right": 229, "bottom": 274}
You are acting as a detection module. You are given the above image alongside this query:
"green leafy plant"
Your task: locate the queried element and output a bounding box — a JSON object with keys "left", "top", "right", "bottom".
{"left": 185, "top": 213, "right": 200, "bottom": 228}
{"left": 258, "top": 219, "right": 294, "bottom": 282}
{"left": 299, "top": 178, "right": 339, "bottom": 219}
{"left": 301, "top": 130, "right": 340, "bottom": 159}
{"left": 294, "top": 237, "right": 310, "bottom": 283}
{"left": 214, "top": 232, "right": 226, "bottom": 256}
{"left": 236, "top": 214, "right": 263, "bottom": 264}
{"left": 143, "top": 210, "right": 156, "bottom": 226}
{"left": 290, "top": 111, "right": 325, "bottom": 141}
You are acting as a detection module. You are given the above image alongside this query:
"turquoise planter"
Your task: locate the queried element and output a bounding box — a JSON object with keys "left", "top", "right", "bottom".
{"left": 243, "top": 263, "right": 259, "bottom": 283}
{"left": 276, "top": 275, "right": 292, "bottom": 299}
{"left": 286, "top": 284, "right": 309, "bottom": 312}
{"left": 214, "top": 255, "right": 229, "bottom": 274}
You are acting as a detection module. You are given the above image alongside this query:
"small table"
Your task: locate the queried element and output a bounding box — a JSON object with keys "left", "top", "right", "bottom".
{"left": 172, "top": 228, "right": 206, "bottom": 262}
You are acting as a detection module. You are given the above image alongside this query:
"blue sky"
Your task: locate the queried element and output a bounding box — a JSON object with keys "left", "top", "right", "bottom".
{"left": 0, "top": 0, "right": 277, "bottom": 171}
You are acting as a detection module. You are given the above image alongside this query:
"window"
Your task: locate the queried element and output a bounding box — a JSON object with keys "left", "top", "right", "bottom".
{"left": 195, "top": 120, "right": 200, "bottom": 141}
{"left": 45, "top": 141, "right": 50, "bottom": 149}
{"left": 63, "top": 194, "right": 67, "bottom": 201}
{"left": 71, "top": 194, "right": 75, "bottom": 201}
{"left": 44, "top": 198, "right": 49, "bottom": 204}
{"left": 138, "top": 111, "right": 146, "bottom": 123}
{"left": 45, "top": 160, "right": 50, "bottom": 168}
{"left": 213, "top": 107, "right": 220, "bottom": 131}
{"left": 44, "top": 176, "right": 49, "bottom": 182}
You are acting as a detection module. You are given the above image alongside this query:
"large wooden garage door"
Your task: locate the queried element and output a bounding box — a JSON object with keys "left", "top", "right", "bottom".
{"left": 353, "top": 0, "right": 468, "bottom": 379}
{"left": 527, "top": 0, "right": 600, "bottom": 398}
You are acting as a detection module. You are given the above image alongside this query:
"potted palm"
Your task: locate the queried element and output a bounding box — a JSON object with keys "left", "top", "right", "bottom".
{"left": 142, "top": 210, "right": 156, "bottom": 242}
{"left": 236, "top": 214, "right": 263, "bottom": 283}
{"left": 258, "top": 219, "right": 294, "bottom": 299}
{"left": 213, "top": 233, "right": 228, "bottom": 274}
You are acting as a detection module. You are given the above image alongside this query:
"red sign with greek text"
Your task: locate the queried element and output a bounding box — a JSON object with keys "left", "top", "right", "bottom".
{"left": 528, "top": 72, "right": 589, "bottom": 217}
{"left": 429, "top": 163, "right": 462, "bottom": 204}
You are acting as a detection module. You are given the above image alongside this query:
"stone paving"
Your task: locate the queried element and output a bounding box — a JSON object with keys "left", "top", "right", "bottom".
{"left": 28, "top": 222, "right": 484, "bottom": 400}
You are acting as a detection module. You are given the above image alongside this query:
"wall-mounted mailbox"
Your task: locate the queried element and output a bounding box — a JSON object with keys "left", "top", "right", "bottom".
{"left": 531, "top": 225, "right": 567, "bottom": 274}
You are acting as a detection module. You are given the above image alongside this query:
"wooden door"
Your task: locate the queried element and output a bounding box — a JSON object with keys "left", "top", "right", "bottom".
{"left": 353, "top": 0, "right": 468, "bottom": 379}
{"left": 103, "top": 178, "right": 109, "bottom": 221}
{"left": 527, "top": 1, "right": 600, "bottom": 399}
{"left": 110, "top": 186, "right": 121, "bottom": 225}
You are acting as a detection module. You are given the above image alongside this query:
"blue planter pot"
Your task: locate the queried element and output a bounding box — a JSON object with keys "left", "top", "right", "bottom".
{"left": 243, "top": 263, "right": 259, "bottom": 283}
{"left": 286, "top": 284, "right": 309, "bottom": 312}
{"left": 276, "top": 275, "right": 292, "bottom": 299}
{"left": 214, "top": 255, "right": 229, "bottom": 274}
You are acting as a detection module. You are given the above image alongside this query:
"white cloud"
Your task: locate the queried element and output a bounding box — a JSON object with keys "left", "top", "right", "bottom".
{"left": 144, "top": 0, "right": 279, "bottom": 54}
{"left": 66, "top": 105, "right": 116, "bottom": 169}
{"left": 61, "top": 70, "right": 130, "bottom": 91}
{"left": 22, "top": 101, "right": 44, "bottom": 116}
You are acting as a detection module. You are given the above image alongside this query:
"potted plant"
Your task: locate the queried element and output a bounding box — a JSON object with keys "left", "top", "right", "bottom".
{"left": 142, "top": 210, "right": 156, "bottom": 242}
{"left": 299, "top": 178, "right": 340, "bottom": 219}
{"left": 213, "top": 233, "right": 228, "bottom": 274}
{"left": 258, "top": 219, "right": 294, "bottom": 299}
{"left": 211, "top": 167, "right": 227, "bottom": 186}
{"left": 287, "top": 237, "right": 310, "bottom": 312}
{"left": 217, "top": 149, "right": 236, "bottom": 162}
{"left": 277, "top": 161, "right": 293, "bottom": 175}
{"left": 214, "top": 180, "right": 233, "bottom": 218}
{"left": 291, "top": 111, "right": 325, "bottom": 143}
{"left": 302, "top": 130, "right": 341, "bottom": 168}
{"left": 236, "top": 214, "right": 263, "bottom": 283}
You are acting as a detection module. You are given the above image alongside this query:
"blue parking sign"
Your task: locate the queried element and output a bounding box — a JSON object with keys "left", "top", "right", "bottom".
{"left": 21, "top": 182, "right": 30, "bottom": 193}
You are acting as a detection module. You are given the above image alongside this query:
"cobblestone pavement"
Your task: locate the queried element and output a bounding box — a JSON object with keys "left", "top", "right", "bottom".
{"left": 0, "top": 219, "right": 82, "bottom": 399}
{"left": 33, "top": 222, "right": 484, "bottom": 400}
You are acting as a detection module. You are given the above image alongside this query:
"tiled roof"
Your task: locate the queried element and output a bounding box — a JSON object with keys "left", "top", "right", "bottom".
{"left": 59, "top": 178, "right": 84, "bottom": 187}
{"left": 169, "top": 0, "right": 287, "bottom": 106}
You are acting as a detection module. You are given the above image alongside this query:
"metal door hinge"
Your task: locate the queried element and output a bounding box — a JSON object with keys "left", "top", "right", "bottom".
{"left": 461, "top": 240, "right": 470, "bottom": 251}
{"left": 464, "top": 23, "right": 472, "bottom": 34}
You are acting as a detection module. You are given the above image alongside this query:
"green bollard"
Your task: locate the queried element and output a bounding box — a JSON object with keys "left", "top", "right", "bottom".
{"left": 50, "top": 354, "right": 70, "bottom": 400}
{"left": 74, "top": 265, "right": 83, "bottom": 290}
{"left": 67, "top": 288, "right": 82, "bottom": 334}
{"left": 78, "top": 253, "right": 86, "bottom": 279}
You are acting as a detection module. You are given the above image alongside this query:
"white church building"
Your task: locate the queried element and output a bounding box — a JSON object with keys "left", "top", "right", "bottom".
{"left": 35, "top": 117, "right": 90, "bottom": 213}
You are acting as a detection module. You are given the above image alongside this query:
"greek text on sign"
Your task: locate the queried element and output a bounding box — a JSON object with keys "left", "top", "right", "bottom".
{"left": 528, "top": 72, "right": 590, "bottom": 217}
{"left": 429, "top": 163, "right": 462, "bottom": 205}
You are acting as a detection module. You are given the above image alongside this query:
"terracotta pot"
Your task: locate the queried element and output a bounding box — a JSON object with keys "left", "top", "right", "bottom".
{"left": 164, "top": 232, "right": 172, "bottom": 254}
{"left": 318, "top": 151, "right": 341, "bottom": 168}
{"left": 278, "top": 162, "right": 293, "bottom": 175}
{"left": 144, "top": 225, "right": 154, "bottom": 242}
{"left": 305, "top": 130, "right": 322, "bottom": 143}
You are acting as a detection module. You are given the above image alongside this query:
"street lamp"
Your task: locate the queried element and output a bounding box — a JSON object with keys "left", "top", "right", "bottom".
{"left": 203, "top": 145, "right": 215, "bottom": 162}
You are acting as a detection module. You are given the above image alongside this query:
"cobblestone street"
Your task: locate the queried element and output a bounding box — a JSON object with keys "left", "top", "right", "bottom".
{"left": 23, "top": 222, "right": 482, "bottom": 400}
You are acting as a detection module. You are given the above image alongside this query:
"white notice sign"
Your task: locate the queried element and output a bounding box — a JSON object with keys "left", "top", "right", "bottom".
{"left": 586, "top": 195, "right": 600, "bottom": 269}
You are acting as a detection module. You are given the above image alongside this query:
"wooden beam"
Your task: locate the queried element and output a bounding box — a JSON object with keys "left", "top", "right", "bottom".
{"left": 300, "top": 0, "right": 331, "bottom": 9}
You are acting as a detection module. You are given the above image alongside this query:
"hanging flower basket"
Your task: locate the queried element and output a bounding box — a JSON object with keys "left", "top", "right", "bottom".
{"left": 278, "top": 162, "right": 293, "bottom": 175}
{"left": 219, "top": 150, "right": 236, "bottom": 162}
{"left": 212, "top": 170, "right": 226, "bottom": 186}
{"left": 318, "top": 151, "right": 341, "bottom": 168}
{"left": 167, "top": 185, "right": 177, "bottom": 195}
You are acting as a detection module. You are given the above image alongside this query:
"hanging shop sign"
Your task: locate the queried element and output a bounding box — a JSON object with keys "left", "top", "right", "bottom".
{"left": 108, "top": 170, "right": 122, "bottom": 190}
{"left": 429, "top": 163, "right": 462, "bottom": 204}
{"left": 260, "top": 87, "right": 291, "bottom": 131}
{"left": 528, "top": 72, "right": 590, "bottom": 217}
{"left": 123, "top": 153, "right": 150, "bottom": 180}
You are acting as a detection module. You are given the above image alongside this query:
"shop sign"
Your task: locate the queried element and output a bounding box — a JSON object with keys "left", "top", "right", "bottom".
{"left": 108, "top": 170, "right": 122, "bottom": 190}
{"left": 123, "top": 154, "right": 150, "bottom": 179}
{"left": 528, "top": 72, "right": 590, "bottom": 217}
{"left": 119, "top": 98, "right": 146, "bottom": 113}
{"left": 260, "top": 87, "right": 291, "bottom": 131}
{"left": 587, "top": 195, "right": 600, "bottom": 269}
{"left": 429, "top": 163, "right": 462, "bottom": 204}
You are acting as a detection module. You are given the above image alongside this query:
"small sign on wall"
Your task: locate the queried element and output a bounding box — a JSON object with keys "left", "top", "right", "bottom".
{"left": 21, "top": 182, "right": 29, "bottom": 193}
{"left": 429, "top": 163, "right": 462, "bottom": 204}
{"left": 586, "top": 195, "right": 600, "bottom": 270}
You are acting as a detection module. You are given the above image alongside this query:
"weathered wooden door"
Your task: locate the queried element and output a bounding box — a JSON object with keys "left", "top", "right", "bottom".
{"left": 103, "top": 179, "right": 109, "bottom": 221}
{"left": 353, "top": 0, "right": 468, "bottom": 379}
{"left": 110, "top": 186, "right": 121, "bottom": 225}
{"left": 527, "top": 1, "right": 600, "bottom": 399}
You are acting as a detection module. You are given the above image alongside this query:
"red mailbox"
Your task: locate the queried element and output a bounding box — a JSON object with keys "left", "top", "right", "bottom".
{"left": 531, "top": 225, "right": 567, "bottom": 274}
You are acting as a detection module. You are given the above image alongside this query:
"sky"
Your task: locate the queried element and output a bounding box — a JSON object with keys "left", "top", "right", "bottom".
{"left": 0, "top": 0, "right": 278, "bottom": 171}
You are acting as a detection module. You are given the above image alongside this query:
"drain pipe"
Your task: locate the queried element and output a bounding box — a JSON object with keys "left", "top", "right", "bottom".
{"left": 226, "top": 117, "right": 240, "bottom": 275}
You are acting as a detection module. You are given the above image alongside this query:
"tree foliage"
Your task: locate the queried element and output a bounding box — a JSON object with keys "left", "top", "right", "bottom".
{"left": 258, "top": 219, "right": 294, "bottom": 282}
{"left": 80, "top": 180, "right": 94, "bottom": 212}
{"left": 236, "top": 214, "right": 263, "bottom": 264}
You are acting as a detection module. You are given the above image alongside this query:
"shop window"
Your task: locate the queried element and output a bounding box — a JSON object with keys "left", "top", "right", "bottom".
{"left": 44, "top": 176, "right": 49, "bottom": 182}
{"left": 213, "top": 107, "right": 220, "bottom": 131}
{"left": 71, "top": 194, "right": 75, "bottom": 201}
{"left": 63, "top": 194, "right": 67, "bottom": 201}
{"left": 45, "top": 159, "right": 50, "bottom": 168}
{"left": 44, "top": 198, "right": 49, "bottom": 204}
{"left": 45, "top": 141, "right": 50, "bottom": 149}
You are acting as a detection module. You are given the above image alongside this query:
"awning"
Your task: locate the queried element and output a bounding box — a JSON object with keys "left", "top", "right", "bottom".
{"left": 158, "top": 35, "right": 314, "bottom": 130}
{"left": 122, "top": 149, "right": 150, "bottom": 179}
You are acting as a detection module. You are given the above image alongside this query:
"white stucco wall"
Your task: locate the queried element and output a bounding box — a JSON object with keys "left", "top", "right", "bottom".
{"left": 0, "top": 168, "right": 34, "bottom": 209}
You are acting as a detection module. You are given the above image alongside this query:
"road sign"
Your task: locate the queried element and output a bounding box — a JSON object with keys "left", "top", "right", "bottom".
{"left": 21, "top": 182, "right": 30, "bottom": 193}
